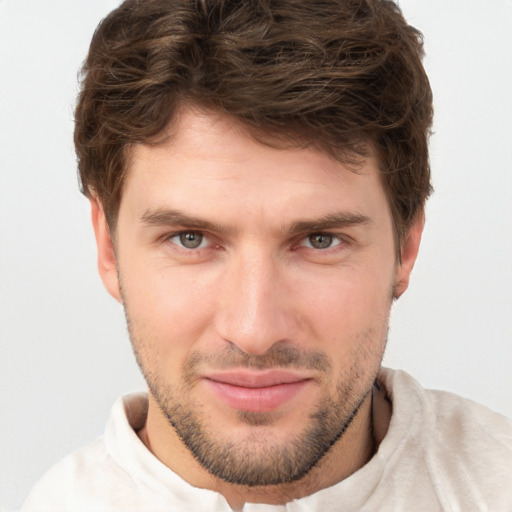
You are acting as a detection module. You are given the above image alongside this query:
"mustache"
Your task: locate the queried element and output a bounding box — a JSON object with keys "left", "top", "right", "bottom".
{"left": 184, "top": 343, "right": 332, "bottom": 373}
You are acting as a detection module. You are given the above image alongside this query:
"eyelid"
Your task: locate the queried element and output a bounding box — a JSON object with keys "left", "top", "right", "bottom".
{"left": 160, "top": 229, "right": 209, "bottom": 246}
{"left": 293, "top": 231, "right": 356, "bottom": 255}
{"left": 159, "top": 229, "right": 350, "bottom": 253}
{"left": 301, "top": 233, "right": 341, "bottom": 247}
{"left": 177, "top": 231, "right": 208, "bottom": 249}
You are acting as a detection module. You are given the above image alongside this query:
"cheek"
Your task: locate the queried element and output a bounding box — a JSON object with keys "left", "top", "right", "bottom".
{"left": 291, "top": 262, "right": 395, "bottom": 345}
{"left": 119, "top": 260, "right": 218, "bottom": 360}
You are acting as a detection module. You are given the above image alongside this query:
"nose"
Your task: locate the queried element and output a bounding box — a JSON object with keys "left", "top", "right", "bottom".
{"left": 214, "top": 245, "right": 296, "bottom": 355}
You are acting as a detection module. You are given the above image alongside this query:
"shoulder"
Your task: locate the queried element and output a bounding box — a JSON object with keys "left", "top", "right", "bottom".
{"left": 381, "top": 367, "right": 512, "bottom": 443}
{"left": 427, "top": 389, "right": 512, "bottom": 468}
{"left": 428, "top": 387, "right": 512, "bottom": 443}
{"left": 381, "top": 368, "right": 512, "bottom": 509}
{"left": 426, "top": 389, "right": 512, "bottom": 510}
{"left": 20, "top": 437, "right": 126, "bottom": 511}
{"left": 20, "top": 394, "right": 150, "bottom": 512}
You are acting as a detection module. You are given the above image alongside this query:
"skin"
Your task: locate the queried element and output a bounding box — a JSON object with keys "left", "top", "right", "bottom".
{"left": 91, "top": 106, "right": 423, "bottom": 507}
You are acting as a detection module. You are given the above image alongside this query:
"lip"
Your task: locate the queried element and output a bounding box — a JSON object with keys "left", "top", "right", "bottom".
{"left": 203, "top": 370, "right": 313, "bottom": 413}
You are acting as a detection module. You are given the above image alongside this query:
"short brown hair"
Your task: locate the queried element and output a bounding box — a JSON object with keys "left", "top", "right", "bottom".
{"left": 74, "top": 0, "right": 433, "bottom": 249}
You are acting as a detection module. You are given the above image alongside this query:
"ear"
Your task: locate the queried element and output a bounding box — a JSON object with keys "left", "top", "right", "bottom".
{"left": 90, "top": 198, "right": 122, "bottom": 303}
{"left": 394, "top": 212, "right": 425, "bottom": 299}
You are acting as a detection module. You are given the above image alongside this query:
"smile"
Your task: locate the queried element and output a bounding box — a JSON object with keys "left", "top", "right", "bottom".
{"left": 203, "top": 370, "right": 313, "bottom": 413}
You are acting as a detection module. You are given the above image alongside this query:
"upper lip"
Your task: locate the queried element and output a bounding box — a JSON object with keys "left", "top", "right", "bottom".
{"left": 204, "top": 370, "right": 312, "bottom": 388}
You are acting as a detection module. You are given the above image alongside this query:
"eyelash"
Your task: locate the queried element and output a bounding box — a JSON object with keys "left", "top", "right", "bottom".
{"left": 162, "top": 231, "right": 214, "bottom": 252}
{"left": 161, "top": 230, "right": 348, "bottom": 254}
{"left": 298, "top": 233, "right": 344, "bottom": 251}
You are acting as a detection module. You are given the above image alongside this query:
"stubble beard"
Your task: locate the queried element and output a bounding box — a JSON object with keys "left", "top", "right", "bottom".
{"left": 152, "top": 375, "right": 370, "bottom": 486}
{"left": 126, "top": 319, "right": 385, "bottom": 487}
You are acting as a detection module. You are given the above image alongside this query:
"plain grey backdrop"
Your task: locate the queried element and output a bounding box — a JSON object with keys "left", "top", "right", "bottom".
{"left": 1, "top": 0, "right": 511, "bottom": 509}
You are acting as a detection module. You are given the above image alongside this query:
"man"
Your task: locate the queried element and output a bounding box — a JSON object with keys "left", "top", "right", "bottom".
{"left": 20, "top": 0, "right": 512, "bottom": 510}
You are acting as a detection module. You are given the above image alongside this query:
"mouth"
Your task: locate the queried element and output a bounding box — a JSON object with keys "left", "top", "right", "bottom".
{"left": 203, "top": 370, "right": 313, "bottom": 413}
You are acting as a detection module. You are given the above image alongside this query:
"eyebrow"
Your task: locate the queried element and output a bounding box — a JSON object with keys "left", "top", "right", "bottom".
{"left": 140, "top": 208, "right": 372, "bottom": 236}
{"left": 287, "top": 212, "right": 372, "bottom": 237}
{"left": 140, "top": 208, "right": 238, "bottom": 235}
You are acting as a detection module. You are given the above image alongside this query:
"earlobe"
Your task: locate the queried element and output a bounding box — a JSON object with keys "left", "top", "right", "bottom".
{"left": 89, "top": 198, "right": 122, "bottom": 303}
{"left": 394, "top": 212, "right": 425, "bottom": 299}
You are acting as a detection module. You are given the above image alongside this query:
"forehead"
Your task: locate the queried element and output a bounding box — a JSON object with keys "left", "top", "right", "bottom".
{"left": 121, "top": 107, "right": 390, "bottom": 226}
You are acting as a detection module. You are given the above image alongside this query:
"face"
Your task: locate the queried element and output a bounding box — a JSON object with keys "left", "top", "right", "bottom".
{"left": 92, "top": 107, "right": 421, "bottom": 487}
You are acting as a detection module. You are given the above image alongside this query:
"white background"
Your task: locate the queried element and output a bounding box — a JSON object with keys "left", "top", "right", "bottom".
{"left": 1, "top": 0, "right": 511, "bottom": 509}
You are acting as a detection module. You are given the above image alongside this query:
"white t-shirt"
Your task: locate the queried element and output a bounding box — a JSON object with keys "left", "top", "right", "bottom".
{"left": 20, "top": 368, "right": 512, "bottom": 511}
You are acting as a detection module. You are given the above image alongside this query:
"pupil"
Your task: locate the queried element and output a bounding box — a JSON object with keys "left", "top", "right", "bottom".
{"left": 310, "top": 234, "right": 332, "bottom": 249}
{"left": 180, "top": 232, "right": 203, "bottom": 249}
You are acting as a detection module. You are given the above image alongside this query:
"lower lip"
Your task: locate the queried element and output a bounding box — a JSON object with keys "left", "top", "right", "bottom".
{"left": 205, "top": 379, "right": 310, "bottom": 413}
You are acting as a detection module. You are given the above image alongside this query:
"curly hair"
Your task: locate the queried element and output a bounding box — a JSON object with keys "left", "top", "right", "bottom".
{"left": 74, "top": 0, "right": 433, "bottom": 251}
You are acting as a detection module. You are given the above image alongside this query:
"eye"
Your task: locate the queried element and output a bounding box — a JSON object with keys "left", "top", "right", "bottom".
{"left": 301, "top": 233, "right": 342, "bottom": 250}
{"left": 170, "top": 231, "right": 208, "bottom": 249}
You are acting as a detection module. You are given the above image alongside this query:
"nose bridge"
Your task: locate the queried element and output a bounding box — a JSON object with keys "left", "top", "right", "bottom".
{"left": 215, "top": 243, "right": 292, "bottom": 355}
